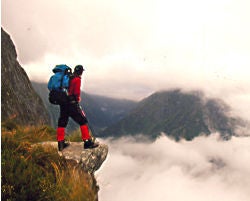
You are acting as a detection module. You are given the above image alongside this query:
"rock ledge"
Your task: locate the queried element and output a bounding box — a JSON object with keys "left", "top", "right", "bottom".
{"left": 41, "top": 142, "right": 108, "bottom": 174}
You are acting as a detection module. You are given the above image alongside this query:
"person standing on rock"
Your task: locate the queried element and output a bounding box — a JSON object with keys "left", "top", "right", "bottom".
{"left": 57, "top": 65, "right": 99, "bottom": 151}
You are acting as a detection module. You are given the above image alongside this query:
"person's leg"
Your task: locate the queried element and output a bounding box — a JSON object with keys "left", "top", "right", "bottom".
{"left": 57, "top": 104, "right": 70, "bottom": 151}
{"left": 80, "top": 124, "right": 91, "bottom": 141}
{"left": 57, "top": 127, "right": 65, "bottom": 142}
{"left": 70, "top": 103, "right": 99, "bottom": 149}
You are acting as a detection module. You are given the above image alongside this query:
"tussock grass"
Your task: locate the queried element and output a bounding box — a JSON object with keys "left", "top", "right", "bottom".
{"left": 66, "top": 129, "right": 82, "bottom": 142}
{"left": 1, "top": 122, "right": 97, "bottom": 201}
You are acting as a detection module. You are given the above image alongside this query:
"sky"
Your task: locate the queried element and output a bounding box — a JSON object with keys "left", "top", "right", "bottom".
{"left": 2, "top": 0, "right": 250, "bottom": 119}
{"left": 96, "top": 134, "right": 250, "bottom": 201}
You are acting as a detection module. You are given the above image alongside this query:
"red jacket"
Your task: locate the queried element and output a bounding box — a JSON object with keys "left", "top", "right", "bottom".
{"left": 68, "top": 76, "right": 81, "bottom": 102}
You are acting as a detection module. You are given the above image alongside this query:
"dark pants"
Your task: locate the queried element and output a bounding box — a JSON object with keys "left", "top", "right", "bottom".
{"left": 58, "top": 103, "right": 88, "bottom": 127}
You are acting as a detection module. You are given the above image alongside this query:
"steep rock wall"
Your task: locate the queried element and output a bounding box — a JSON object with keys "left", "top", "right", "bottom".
{"left": 1, "top": 28, "right": 49, "bottom": 125}
{"left": 40, "top": 141, "right": 109, "bottom": 201}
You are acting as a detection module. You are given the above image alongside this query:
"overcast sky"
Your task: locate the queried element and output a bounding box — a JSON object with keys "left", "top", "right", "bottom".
{"left": 2, "top": 0, "right": 250, "bottom": 118}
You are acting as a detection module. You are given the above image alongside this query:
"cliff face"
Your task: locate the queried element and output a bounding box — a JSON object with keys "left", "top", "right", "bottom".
{"left": 1, "top": 28, "right": 49, "bottom": 125}
{"left": 41, "top": 142, "right": 109, "bottom": 174}
{"left": 61, "top": 143, "right": 109, "bottom": 174}
{"left": 41, "top": 142, "right": 109, "bottom": 201}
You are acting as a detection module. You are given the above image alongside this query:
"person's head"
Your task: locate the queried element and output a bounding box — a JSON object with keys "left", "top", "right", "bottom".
{"left": 74, "top": 65, "right": 84, "bottom": 76}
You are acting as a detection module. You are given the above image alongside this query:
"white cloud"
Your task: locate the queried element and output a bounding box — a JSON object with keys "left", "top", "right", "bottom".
{"left": 2, "top": 0, "right": 250, "bottom": 118}
{"left": 96, "top": 134, "right": 250, "bottom": 201}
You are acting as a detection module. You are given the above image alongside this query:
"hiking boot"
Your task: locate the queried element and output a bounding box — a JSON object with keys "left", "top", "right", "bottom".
{"left": 58, "top": 140, "right": 70, "bottom": 151}
{"left": 84, "top": 139, "right": 99, "bottom": 149}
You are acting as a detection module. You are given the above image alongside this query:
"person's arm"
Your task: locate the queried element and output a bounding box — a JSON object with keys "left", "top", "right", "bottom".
{"left": 74, "top": 77, "right": 81, "bottom": 102}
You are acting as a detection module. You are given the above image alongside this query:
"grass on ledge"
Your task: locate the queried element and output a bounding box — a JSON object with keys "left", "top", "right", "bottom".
{"left": 1, "top": 121, "right": 97, "bottom": 201}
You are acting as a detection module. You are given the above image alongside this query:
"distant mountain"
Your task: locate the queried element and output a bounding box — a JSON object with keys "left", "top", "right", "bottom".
{"left": 1, "top": 28, "right": 49, "bottom": 125}
{"left": 100, "top": 89, "right": 242, "bottom": 140}
{"left": 31, "top": 82, "right": 137, "bottom": 133}
{"left": 84, "top": 93, "right": 138, "bottom": 128}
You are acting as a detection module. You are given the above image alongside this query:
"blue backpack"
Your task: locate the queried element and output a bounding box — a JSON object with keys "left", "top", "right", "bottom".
{"left": 48, "top": 64, "right": 72, "bottom": 105}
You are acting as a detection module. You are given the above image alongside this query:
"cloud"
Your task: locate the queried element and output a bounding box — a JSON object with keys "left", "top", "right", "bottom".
{"left": 2, "top": 0, "right": 250, "bottom": 117}
{"left": 96, "top": 134, "right": 250, "bottom": 201}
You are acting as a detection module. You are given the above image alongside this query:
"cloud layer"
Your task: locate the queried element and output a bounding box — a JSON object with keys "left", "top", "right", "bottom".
{"left": 96, "top": 134, "right": 250, "bottom": 201}
{"left": 2, "top": 0, "right": 250, "bottom": 101}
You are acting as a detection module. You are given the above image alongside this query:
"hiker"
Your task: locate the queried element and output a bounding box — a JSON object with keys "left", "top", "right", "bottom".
{"left": 57, "top": 65, "right": 99, "bottom": 151}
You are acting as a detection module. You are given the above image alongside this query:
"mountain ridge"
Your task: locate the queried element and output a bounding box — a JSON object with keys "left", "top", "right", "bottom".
{"left": 100, "top": 89, "right": 243, "bottom": 140}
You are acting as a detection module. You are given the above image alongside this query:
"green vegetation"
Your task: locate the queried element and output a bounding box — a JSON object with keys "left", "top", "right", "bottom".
{"left": 1, "top": 122, "right": 97, "bottom": 201}
{"left": 65, "top": 129, "right": 82, "bottom": 142}
{"left": 101, "top": 90, "right": 236, "bottom": 140}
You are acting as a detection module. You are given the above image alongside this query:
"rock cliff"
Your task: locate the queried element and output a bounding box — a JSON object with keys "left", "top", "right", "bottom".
{"left": 1, "top": 28, "right": 49, "bottom": 125}
{"left": 41, "top": 142, "right": 109, "bottom": 174}
{"left": 61, "top": 143, "right": 109, "bottom": 174}
{"left": 40, "top": 141, "right": 108, "bottom": 201}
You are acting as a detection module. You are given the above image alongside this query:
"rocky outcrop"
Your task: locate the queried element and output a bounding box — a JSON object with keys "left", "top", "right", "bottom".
{"left": 61, "top": 143, "right": 109, "bottom": 174}
{"left": 1, "top": 28, "right": 49, "bottom": 125}
{"left": 41, "top": 142, "right": 108, "bottom": 174}
{"left": 38, "top": 142, "right": 108, "bottom": 201}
